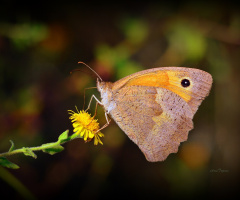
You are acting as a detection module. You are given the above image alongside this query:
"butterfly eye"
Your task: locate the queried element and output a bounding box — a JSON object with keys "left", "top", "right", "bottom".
{"left": 181, "top": 79, "right": 191, "bottom": 87}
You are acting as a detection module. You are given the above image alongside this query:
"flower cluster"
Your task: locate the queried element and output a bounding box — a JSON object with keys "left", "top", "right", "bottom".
{"left": 68, "top": 108, "right": 104, "bottom": 145}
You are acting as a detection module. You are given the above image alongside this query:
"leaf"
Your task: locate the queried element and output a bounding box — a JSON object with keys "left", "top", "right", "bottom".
{"left": 42, "top": 145, "right": 64, "bottom": 155}
{"left": 22, "top": 148, "right": 37, "bottom": 159}
{"left": 58, "top": 130, "right": 69, "bottom": 143}
{"left": 8, "top": 140, "right": 15, "bottom": 152}
{"left": 0, "top": 157, "right": 19, "bottom": 169}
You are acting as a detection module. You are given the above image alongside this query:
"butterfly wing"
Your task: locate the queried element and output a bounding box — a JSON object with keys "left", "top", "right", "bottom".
{"left": 98, "top": 67, "right": 212, "bottom": 162}
{"left": 112, "top": 67, "right": 213, "bottom": 115}
{"left": 109, "top": 85, "right": 193, "bottom": 162}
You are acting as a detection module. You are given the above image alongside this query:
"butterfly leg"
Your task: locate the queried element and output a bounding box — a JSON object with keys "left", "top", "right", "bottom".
{"left": 83, "top": 87, "right": 97, "bottom": 110}
{"left": 93, "top": 99, "right": 112, "bottom": 133}
{"left": 94, "top": 112, "right": 111, "bottom": 134}
{"left": 85, "top": 94, "right": 103, "bottom": 111}
{"left": 85, "top": 94, "right": 102, "bottom": 124}
{"left": 92, "top": 100, "right": 111, "bottom": 123}
{"left": 85, "top": 94, "right": 111, "bottom": 134}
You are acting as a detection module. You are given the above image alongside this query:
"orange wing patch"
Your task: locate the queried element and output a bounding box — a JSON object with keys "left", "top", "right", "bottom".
{"left": 125, "top": 71, "right": 169, "bottom": 88}
{"left": 124, "top": 70, "right": 192, "bottom": 103}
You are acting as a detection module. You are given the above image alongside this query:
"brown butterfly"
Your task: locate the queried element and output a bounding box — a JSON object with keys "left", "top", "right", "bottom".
{"left": 83, "top": 62, "right": 213, "bottom": 162}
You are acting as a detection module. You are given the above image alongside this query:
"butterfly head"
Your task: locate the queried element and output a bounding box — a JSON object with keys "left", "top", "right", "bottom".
{"left": 97, "top": 79, "right": 113, "bottom": 94}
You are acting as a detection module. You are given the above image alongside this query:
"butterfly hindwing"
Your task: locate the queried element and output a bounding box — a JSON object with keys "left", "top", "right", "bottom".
{"left": 109, "top": 86, "right": 193, "bottom": 161}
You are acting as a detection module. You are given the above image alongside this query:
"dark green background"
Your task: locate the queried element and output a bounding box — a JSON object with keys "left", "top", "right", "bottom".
{"left": 0, "top": 1, "right": 239, "bottom": 199}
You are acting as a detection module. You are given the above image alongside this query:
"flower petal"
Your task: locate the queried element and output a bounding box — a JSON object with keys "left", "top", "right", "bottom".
{"left": 80, "top": 129, "right": 85, "bottom": 137}
{"left": 83, "top": 130, "right": 88, "bottom": 141}
{"left": 88, "top": 131, "right": 95, "bottom": 139}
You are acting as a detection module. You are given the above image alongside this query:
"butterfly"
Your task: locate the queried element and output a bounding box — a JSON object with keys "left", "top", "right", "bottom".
{"left": 82, "top": 62, "right": 213, "bottom": 162}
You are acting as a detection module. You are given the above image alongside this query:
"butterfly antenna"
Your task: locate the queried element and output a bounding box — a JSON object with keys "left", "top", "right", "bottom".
{"left": 78, "top": 61, "right": 103, "bottom": 82}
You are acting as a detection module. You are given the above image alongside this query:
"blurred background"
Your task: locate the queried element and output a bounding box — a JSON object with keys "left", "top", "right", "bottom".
{"left": 0, "top": 1, "right": 240, "bottom": 199}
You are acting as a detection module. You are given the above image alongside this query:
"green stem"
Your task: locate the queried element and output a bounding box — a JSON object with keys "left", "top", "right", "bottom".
{"left": 0, "top": 131, "right": 80, "bottom": 158}
{"left": 0, "top": 142, "right": 58, "bottom": 158}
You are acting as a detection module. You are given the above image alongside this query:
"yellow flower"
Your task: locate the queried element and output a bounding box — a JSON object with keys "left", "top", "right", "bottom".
{"left": 68, "top": 108, "right": 104, "bottom": 145}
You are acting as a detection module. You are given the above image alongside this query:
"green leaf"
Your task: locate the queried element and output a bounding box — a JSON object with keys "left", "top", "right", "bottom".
{"left": 58, "top": 130, "right": 69, "bottom": 143}
{"left": 8, "top": 140, "right": 15, "bottom": 152}
{"left": 0, "top": 157, "right": 19, "bottom": 169}
{"left": 42, "top": 145, "right": 64, "bottom": 155}
{"left": 22, "top": 148, "right": 37, "bottom": 159}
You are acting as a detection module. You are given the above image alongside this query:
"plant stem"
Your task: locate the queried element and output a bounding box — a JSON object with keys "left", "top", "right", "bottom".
{"left": 0, "top": 142, "right": 58, "bottom": 158}
{"left": 0, "top": 131, "right": 80, "bottom": 159}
